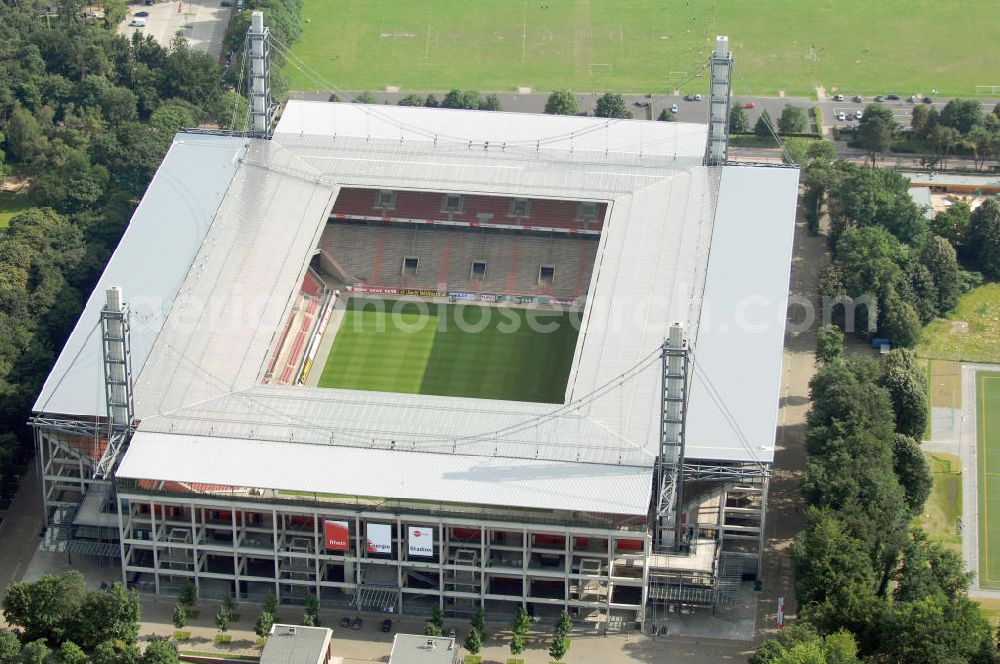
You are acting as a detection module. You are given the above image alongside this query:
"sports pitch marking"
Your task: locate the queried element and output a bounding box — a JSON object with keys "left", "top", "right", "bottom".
{"left": 977, "top": 371, "right": 1000, "bottom": 587}
{"left": 317, "top": 299, "right": 580, "bottom": 403}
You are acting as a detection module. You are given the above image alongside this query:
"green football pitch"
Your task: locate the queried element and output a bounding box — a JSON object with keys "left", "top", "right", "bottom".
{"left": 977, "top": 371, "right": 1000, "bottom": 588}
{"left": 317, "top": 299, "right": 580, "bottom": 403}
{"left": 289, "top": 0, "right": 1000, "bottom": 97}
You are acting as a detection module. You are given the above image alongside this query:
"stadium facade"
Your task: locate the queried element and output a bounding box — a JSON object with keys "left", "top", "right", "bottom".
{"left": 30, "top": 52, "right": 799, "bottom": 629}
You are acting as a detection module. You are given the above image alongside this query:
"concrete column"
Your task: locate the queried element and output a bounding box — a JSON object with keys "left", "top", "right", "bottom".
{"left": 150, "top": 499, "right": 160, "bottom": 595}
{"left": 272, "top": 509, "right": 280, "bottom": 601}
{"left": 231, "top": 509, "right": 240, "bottom": 599}
{"left": 116, "top": 494, "right": 128, "bottom": 584}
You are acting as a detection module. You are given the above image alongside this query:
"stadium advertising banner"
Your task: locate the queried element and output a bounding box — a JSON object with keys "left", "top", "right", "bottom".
{"left": 407, "top": 526, "right": 434, "bottom": 557}
{"left": 324, "top": 520, "right": 350, "bottom": 551}
{"left": 346, "top": 284, "right": 581, "bottom": 308}
{"left": 366, "top": 523, "right": 392, "bottom": 554}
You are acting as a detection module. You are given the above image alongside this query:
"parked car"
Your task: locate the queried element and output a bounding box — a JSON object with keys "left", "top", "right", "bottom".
{"left": 351, "top": 618, "right": 362, "bottom": 630}
{"left": 886, "top": 94, "right": 901, "bottom": 100}
{"left": 743, "top": 101, "right": 755, "bottom": 109}
{"left": 874, "top": 95, "right": 885, "bottom": 102}
{"left": 128, "top": 17, "right": 146, "bottom": 26}
{"left": 670, "top": 103, "right": 678, "bottom": 113}
{"left": 134, "top": 11, "right": 149, "bottom": 16}
{"left": 923, "top": 96, "right": 933, "bottom": 104}
{"left": 632, "top": 100, "right": 649, "bottom": 108}
{"left": 908, "top": 95, "right": 917, "bottom": 103}
{"left": 833, "top": 94, "right": 844, "bottom": 102}
{"left": 448, "top": 628, "right": 457, "bottom": 638}
{"left": 221, "top": 0, "right": 232, "bottom": 6}
{"left": 694, "top": 93, "right": 702, "bottom": 101}
{"left": 236, "top": 0, "right": 244, "bottom": 10}
{"left": 382, "top": 619, "right": 392, "bottom": 633}
{"left": 836, "top": 111, "right": 846, "bottom": 121}
{"left": 852, "top": 95, "right": 863, "bottom": 103}
{"left": 340, "top": 617, "right": 351, "bottom": 628}
{"left": 854, "top": 110, "right": 863, "bottom": 120}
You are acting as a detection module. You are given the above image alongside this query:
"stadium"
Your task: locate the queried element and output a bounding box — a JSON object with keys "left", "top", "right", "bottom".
{"left": 30, "top": 27, "right": 798, "bottom": 632}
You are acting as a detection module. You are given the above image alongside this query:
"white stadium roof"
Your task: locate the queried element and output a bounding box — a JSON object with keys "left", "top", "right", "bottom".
{"left": 39, "top": 101, "right": 799, "bottom": 514}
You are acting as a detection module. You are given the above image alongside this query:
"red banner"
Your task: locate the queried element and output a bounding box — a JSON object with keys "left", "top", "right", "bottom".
{"left": 324, "top": 520, "right": 349, "bottom": 551}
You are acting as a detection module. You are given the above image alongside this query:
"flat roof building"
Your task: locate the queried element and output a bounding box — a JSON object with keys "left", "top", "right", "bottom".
{"left": 388, "top": 634, "right": 459, "bottom": 664}
{"left": 260, "top": 624, "right": 332, "bottom": 664}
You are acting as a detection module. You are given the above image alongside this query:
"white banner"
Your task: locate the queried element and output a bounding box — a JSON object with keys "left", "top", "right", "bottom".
{"left": 366, "top": 523, "right": 392, "bottom": 554}
{"left": 408, "top": 526, "right": 434, "bottom": 557}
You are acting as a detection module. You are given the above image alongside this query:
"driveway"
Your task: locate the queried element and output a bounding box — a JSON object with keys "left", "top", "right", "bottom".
{"left": 119, "top": 0, "right": 230, "bottom": 58}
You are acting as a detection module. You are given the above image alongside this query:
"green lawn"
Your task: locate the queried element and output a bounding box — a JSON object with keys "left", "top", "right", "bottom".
{"left": 920, "top": 453, "right": 961, "bottom": 553}
{"left": 290, "top": 0, "right": 1000, "bottom": 96}
{"left": 918, "top": 284, "right": 1000, "bottom": 364}
{"left": 318, "top": 299, "right": 579, "bottom": 403}
{"left": 0, "top": 189, "right": 37, "bottom": 229}
{"left": 977, "top": 371, "right": 1000, "bottom": 588}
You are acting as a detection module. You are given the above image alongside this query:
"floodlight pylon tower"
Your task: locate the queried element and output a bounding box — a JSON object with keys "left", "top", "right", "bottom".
{"left": 704, "top": 35, "right": 733, "bottom": 166}
{"left": 655, "top": 323, "right": 689, "bottom": 551}
{"left": 95, "top": 286, "right": 134, "bottom": 479}
{"left": 247, "top": 10, "right": 273, "bottom": 138}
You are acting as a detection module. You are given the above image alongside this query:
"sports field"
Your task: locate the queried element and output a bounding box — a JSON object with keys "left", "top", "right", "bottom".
{"left": 290, "top": 0, "right": 1000, "bottom": 97}
{"left": 317, "top": 299, "right": 580, "bottom": 403}
{"left": 977, "top": 371, "right": 1000, "bottom": 588}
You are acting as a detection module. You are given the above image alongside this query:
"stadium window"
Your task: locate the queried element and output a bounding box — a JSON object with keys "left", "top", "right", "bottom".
{"left": 539, "top": 265, "right": 555, "bottom": 286}
{"left": 509, "top": 198, "right": 531, "bottom": 218}
{"left": 471, "top": 260, "right": 487, "bottom": 280}
{"left": 375, "top": 189, "right": 396, "bottom": 209}
{"left": 403, "top": 256, "right": 419, "bottom": 277}
{"left": 442, "top": 193, "right": 464, "bottom": 213}
{"left": 577, "top": 201, "right": 598, "bottom": 221}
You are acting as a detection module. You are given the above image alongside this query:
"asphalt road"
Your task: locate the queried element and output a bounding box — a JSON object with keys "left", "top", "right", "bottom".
{"left": 119, "top": 0, "right": 229, "bottom": 58}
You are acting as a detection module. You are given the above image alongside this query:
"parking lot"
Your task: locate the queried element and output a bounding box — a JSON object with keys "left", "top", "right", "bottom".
{"left": 118, "top": 0, "right": 229, "bottom": 58}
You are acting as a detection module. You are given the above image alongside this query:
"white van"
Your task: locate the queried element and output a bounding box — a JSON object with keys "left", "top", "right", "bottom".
{"left": 129, "top": 17, "right": 147, "bottom": 27}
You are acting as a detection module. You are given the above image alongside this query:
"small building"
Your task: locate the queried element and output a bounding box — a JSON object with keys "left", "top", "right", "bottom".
{"left": 260, "top": 624, "right": 333, "bottom": 664}
{"left": 388, "top": 634, "right": 459, "bottom": 664}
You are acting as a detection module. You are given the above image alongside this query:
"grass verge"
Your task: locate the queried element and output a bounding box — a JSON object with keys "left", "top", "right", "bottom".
{"left": 919, "top": 453, "right": 962, "bottom": 553}
{"left": 918, "top": 284, "right": 1000, "bottom": 364}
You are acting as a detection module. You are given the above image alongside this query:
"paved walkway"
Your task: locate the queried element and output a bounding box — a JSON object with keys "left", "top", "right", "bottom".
{"left": 0, "top": 458, "right": 44, "bottom": 595}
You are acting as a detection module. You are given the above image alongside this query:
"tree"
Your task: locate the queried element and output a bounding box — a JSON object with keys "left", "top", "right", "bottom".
{"left": 657, "top": 108, "right": 676, "bottom": 122}
{"left": 910, "top": 104, "right": 936, "bottom": 137}
{"left": 459, "top": 90, "right": 482, "bottom": 110}
{"left": 424, "top": 94, "right": 439, "bottom": 108}
{"left": 879, "top": 292, "right": 922, "bottom": 348}
{"left": 2, "top": 571, "right": 88, "bottom": 644}
{"left": 304, "top": 593, "right": 319, "bottom": 626}
{"left": 18, "top": 641, "right": 51, "bottom": 664}
{"left": 480, "top": 93, "right": 501, "bottom": 111}
{"left": 967, "top": 124, "right": 995, "bottom": 171}
{"left": 509, "top": 633, "right": 524, "bottom": 656}
{"left": 171, "top": 605, "right": 186, "bottom": 630}
{"left": 397, "top": 93, "right": 424, "bottom": 107}
{"left": 222, "top": 594, "right": 234, "bottom": 614}
{"left": 919, "top": 235, "right": 960, "bottom": 315}
{"left": 354, "top": 91, "right": 376, "bottom": 104}
{"left": 554, "top": 611, "right": 571, "bottom": 641}
{"left": 141, "top": 637, "right": 178, "bottom": 664}
{"left": 806, "top": 140, "right": 837, "bottom": 162}
{"left": 0, "top": 633, "right": 21, "bottom": 664}
{"left": 927, "top": 125, "right": 960, "bottom": 168}
{"left": 815, "top": 324, "right": 844, "bottom": 366}
{"left": 178, "top": 582, "right": 197, "bottom": 609}
{"left": 892, "top": 435, "right": 932, "bottom": 513}
{"left": 5, "top": 106, "right": 47, "bottom": 163}
{"left": 512, "top": 606, "right": 531, "bottom": 636}
{"left": 441, "top": 89, "right": 463, "bottom": 109}
{"left": 778, "top": 104, "right": 807, "bottom": 134}
{"left": 215, "top": 606, "right": 231, "bottom": 634}
{"left": 594, "top": 93, "right": 631, "bottom": 119}
{"left": 254, "top": 611, "right": 274, "bottom": 639}
{"left": 858, "top": 104, "right": 896, "bottom": 166}
{"left": 425, "top": 605, "right": 445, "bottom": 636}
{"left": 55, "top": 642, "right": 84, "bottom": 664}
{"left": 470, "top": 607, "right": 485, "bottom": 635}
{"left": 930, "top": 200, "right": 971, "bottom": 253}
{"left": 938, "top": 98, "right": 982, "bottom": 134}
{"left": 547, "top": 634, "right": 568, "bottom": 662}
{"left": 263, "top": 591, "right": 277, "bottom": 615}
{"left": 754, "top": 109, "right": 773, "bottom": 138}
{"left": 968, "top": 198, "right": 1000, "bottom": 279}
{"left": 544, "top": 90, "right": 579, "bottom": 116}
{"left": 728, "top": 105, "right": 749, "bottom": 133}
{"left": 92, "top": 642, "right": 118, "bottom": 664}
{"left": 463, "top": 628, "right": 482, "bottom": 656}
{"left": 72, "top": 582, "right": 141, "bottom": 650}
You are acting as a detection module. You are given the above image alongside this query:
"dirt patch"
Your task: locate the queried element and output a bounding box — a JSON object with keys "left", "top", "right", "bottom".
{"left": 951, "top": 321, "right": 970, "bottom": 334}
{"left": 379, "top": 32, "right": 415, "bottom": 38}
{"left": 0, "top": 176, "right": 31, "bottom": 194}
{"left": 930, "top": 359, "right": 962, "bottom": 408}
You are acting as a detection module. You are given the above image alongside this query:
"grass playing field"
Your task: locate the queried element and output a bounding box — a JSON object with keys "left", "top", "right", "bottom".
{"left": 919, "top": 285, "right": 1000, "bottom": 365}
{"left": 317, "top": 299, "right": 580, "bottom": 403}
{"left": 977, "top": 371, "right": 1000, "bottom": 588}
{"left": 290, "top": 0, "right": 1000, "bottom": 97}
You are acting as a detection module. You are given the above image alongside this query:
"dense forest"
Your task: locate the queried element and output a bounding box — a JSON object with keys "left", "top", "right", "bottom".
{"left": 0, "top": 0, "right": 247, "bottom": 494}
